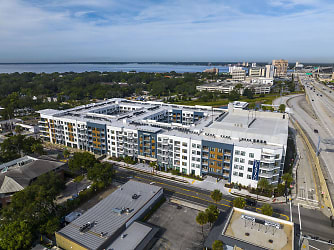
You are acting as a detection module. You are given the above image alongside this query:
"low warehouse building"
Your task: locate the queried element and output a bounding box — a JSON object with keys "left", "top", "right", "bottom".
{"left": 55, "top": 180, "right": 163, "bottom": 250}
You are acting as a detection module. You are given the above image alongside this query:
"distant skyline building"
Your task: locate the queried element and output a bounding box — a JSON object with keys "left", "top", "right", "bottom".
{"left": 249, "top": 67, "right": 265, "bottom": 77}
{"left": 229, "top": 66, "right": 246, "bottom": 81}
{"left": 272, "top": 59, "right": 288, "bottom": 77}
{"left": 203, "top": 67, "right": 219, "bottom": 75}
{"left": 265, "top": 64, "right": 275, "bottom": 79}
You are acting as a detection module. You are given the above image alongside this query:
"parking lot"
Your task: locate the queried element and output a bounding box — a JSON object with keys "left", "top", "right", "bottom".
{"left": 148, "top": 200, "right": 209, "bottom": 250}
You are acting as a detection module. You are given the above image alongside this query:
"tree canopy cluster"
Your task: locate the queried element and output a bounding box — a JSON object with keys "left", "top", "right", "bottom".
{"left": 0, "top": 134, "right": 44, "bottom": 163}
{"left": 68, "top": 152, "right": 114, "bottom": 187}
{"left": 0, "top": 172, "right": 65, "bottom": 250}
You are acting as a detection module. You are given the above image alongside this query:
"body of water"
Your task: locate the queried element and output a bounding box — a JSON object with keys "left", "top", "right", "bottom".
{"left": 0, "top": 63, "right": 230, "bottom": 74}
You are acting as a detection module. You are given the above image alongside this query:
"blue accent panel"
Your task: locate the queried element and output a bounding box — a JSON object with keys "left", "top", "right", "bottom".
{"left": 86, "top": 122, "right": 107, "bottom": 155}
{"left": 201, "top": 140, "right": 234, "bottom": 181}
{"left": 202, "top": 140, "right": 233, "bottom": 150}
{"left": 172, "top": 109, "right": 182, "bottom": 123}
{"left": 252, "top": 160, "right": 260, "bottom": 180}
{"left": 138, "top": 130, "right": 157, "bottom": 159}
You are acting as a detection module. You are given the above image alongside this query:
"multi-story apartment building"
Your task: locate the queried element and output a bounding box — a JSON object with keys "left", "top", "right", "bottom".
{"left": 38, "top": 99, "right": 288, "bottom": 187}
{"left": 272, "top": 59, "right": 289, "bottom": 77}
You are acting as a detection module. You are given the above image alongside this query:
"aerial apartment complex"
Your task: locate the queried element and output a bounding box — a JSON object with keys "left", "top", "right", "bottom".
{"left": 38, "top": 99, "right": 288, "bottom": 187}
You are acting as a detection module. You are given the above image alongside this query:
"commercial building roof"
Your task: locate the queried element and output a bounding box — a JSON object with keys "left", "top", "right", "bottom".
{"left": 205, "top": 207, "right": 295, "bottom": 250}
{"left": 0, "top": 157, "right": 65, "bottom": 194}
{"left": 107, "top": 221, "right": 159, "bottom": 250}
{"left": 56, "top": 180, "right": 162, "bottom": 250}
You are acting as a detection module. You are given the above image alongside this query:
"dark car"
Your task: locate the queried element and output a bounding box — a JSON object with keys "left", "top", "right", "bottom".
{"left": 314, "top": 129, "right": 319, "bottom": 133}
{"left": 246, "top": 198, "right": 257, "bottom": 206}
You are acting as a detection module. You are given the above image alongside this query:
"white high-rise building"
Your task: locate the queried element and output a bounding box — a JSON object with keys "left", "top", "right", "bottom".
{"left": 265, "top": 65, "right": 275, "bottom": 78}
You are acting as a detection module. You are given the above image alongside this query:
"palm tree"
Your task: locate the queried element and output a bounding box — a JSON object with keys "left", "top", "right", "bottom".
{"left": 212, "top": 240, "right": 224, "bottom": 250}
{"left": 211, "top": 189, "right": 223, "bottom": 204}
{"left": 205, "top": 205, "right": 219, "bottom": 226}
{"left": 196, "top": 211, "right": 208, "bottom": 236}
{"left": 257, "top": 178, "right": 270, "bottom": 191}
{"left": 233, "top": 197, "right": 246, "bottom": 209}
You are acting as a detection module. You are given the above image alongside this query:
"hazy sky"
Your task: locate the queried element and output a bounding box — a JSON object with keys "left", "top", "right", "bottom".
{"left": 1, "top": 0, "right": 333, "bottom": 63}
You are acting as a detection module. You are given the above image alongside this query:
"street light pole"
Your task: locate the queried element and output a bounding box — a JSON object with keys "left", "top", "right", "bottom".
{"left": 298, "top": 203, "right": 303, "bottom": 248}
{"left": 316, "top": 134, "right": 321, "bottom": 156}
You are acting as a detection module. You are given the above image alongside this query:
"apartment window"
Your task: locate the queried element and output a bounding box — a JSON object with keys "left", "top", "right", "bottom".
{"left": 248, "top": 167, "right": 252, "bottom": 172}
{"left": 197, "top": 144, "right": 201, "bottom": 149}
{"left": 182, "top": 142, "right": 187, "bottom": 147}
{"left": 249, "top": 153, "right": 254, "bottom": 158}
{"left": 182, "top": 155, "right": 187, "bottom": 160}
{"left": 248, "top": 160, "right": 254, "bottom": 165}
{"left": 235, "top": 150, "right": 240, "bottom": 155}
{"left": 233, "top": 171, "right": 238, "bottom": 176}
{"left": 182, "top": 162, "right": 187, "bottom": 166}
{"left": 192, "top": 157, "right": 196, "bottom": 161}
{"left": 241, "top": 151, "right": 245, "bottom": 156}
{"left": 210, "top": 147, "right": 215, "bottom": 151}
{"left": 210, "top": 154, "right": 215, "bottom": 158}
{"left": 218, "top": 148, "right": 223, "bottom": 153}
{"left": 182, "top": 149, "right": 187, "bottom": 153}
{"left": 235, "top": 158, "right": 239, "bottom": 162}
{"left": 192, "top": 143, "right": 196, "bottom": 148}
{"left": 234, "top": 165, "right": 238, "bottom": 169}
{"left": 197, "top": 151, "right": 201, "bottom": 155}
{"left": 275, "top": 154, "right": 280, "bottom": 159}
{"left": 247, "top": 174, "right": 252, "bottom": 179}
{"left": 239, "top": 173, "right": 243, "bottom": 177}
{"left": 240, "top": 158, "right": 245, "bottom": 163}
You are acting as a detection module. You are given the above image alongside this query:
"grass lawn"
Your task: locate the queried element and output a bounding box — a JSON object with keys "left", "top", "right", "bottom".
{"left": 172, "top": 94, "right": 281, "bottom": 107}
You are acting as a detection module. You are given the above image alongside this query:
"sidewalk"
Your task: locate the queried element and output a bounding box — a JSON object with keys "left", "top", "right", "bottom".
{"left": 105, "top": 159, "right": 289, "bottom": 203}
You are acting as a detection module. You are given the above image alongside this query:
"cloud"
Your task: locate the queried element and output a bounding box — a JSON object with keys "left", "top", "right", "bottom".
{"left": 0, "top": 0, "right": 333, "bottom": 62}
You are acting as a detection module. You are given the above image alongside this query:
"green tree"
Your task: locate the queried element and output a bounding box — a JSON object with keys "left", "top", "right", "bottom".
{"left": 15, "top": 125, "right": 23, "bottom": 134}
{"left": 87, "top": 162, "right": 114, "bottom": 185}
{"left": 261, "top": 203, "right": 273, "bottom": 216}
{"left": 257, "top": 178, "right": 270, "bottom": 191}
{"left": 68, "top": 152, "right": 98, "bottom": 173}
{"left": 279, "top": 104, "right": 286, "bottom": 113}
{"left": 233, "top": 197, "right": 246, "bottom": 209}
{"left": 212, "top": 240, "right": 224, "bottom": 250}
{"left": 205, "top": 205, "right": 219, "bottom": 226}
{"left": 211, "top": 189, "right": 223, "bottom": 204}
{"left": 196, "top": 211, "right": 208, "bottom": 234}
{"left": 282, "top": 173, "right": 293, "bottom": 186}
{"left": 63, "top": 148, "right": 70, "bottom": 158}
{"left": 0, "top": 221, "right": 33, "bottom": 250}
{"left": 243, "top": 88, "right": 254, "bottom": 99}
{"left": 31, "top": 143, "right": 44, "bottom": 155}
{"left": 228, "top": 90, "right": 241, "bottom": 101}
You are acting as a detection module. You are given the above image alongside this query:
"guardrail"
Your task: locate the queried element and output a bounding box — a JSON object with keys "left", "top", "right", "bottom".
{"left": 290, "top": 117, "right": 334, "bottom": 216}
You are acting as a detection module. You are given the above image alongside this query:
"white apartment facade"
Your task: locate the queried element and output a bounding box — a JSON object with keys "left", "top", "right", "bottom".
{"left": 38, "top": 99, "right": 288, "bottom": 187}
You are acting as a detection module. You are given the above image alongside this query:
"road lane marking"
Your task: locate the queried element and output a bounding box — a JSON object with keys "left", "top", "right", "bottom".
{"left": 134, "top": 175, "right": 232, "bottom": 203}
{"left": 133, "top": 176, "right": 290, "bottom": 220}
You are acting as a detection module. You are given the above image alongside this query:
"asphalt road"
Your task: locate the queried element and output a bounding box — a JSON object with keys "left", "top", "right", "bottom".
{"left": 113, "top": 165, "right": 334, "bottom": 244}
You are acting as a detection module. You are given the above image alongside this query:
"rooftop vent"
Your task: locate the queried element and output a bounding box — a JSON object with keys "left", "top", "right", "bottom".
{"left": 79, "top": 221, "right": 94, "bottom": 233}
{"left": 132, "top": 194, "right": 140, "bottom": 199}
